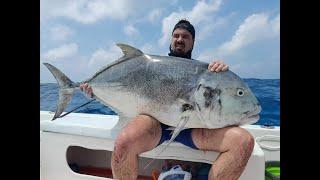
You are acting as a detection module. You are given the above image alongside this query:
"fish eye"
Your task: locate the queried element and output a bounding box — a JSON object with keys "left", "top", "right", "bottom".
{"left": 237, "top": 89, "right": 244, "bottom": 96}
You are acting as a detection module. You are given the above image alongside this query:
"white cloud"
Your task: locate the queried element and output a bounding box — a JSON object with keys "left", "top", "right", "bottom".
{"left": 88, "top": 44, "right": 123, "bottom": 70}
{"left": 41, "top": 0, "right": 136, "bottom": 24}
{"left": 170, "top": 0, "right": 179, "bottom": 6}
{"left": 197, "top": 13, "right": 280, "bottom": 62}
{"left": 123, "top": 25, "right": 139, "bottom": 37}
{"left": 140, "top": 43, "right": 155, "bottom": 54}
{"left": 42, "top": 43, "right": 78, "bottom": 61}
{"left": 40, "top": 56, "right": 89, "bottom": 83}
{"left": 158, "top": 0, "right": 222, "bottom": 46}
{"left": 197, "top": 15, "right": 230, "bottom": 41}
{"left": 188, "top": 0, "right": 222, "bottom": 24}
{"left": 271, "top": 14, "right": 280, "bottom": 34}
{"left": 195, "top": 13, "right": 280, "bottom": 79}
{"left": 148, "top": 9, "right": 162, "bottom": 23}
{"left": 49, "top": 24, "right": 74, "bottom": 41}
{"left": 214, "top": 13, "right": 280, "bottom": 57}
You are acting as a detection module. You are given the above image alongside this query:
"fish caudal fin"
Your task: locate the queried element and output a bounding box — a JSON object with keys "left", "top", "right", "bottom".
{"left": 43, "top": 63, "right": 78, "bottom": 120}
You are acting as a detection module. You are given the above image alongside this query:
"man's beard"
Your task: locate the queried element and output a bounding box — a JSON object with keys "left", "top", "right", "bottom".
{"left": 168, "top": 44, "right": 193, "bottom": 59}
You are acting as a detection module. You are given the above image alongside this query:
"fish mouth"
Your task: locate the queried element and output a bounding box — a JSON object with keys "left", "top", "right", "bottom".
{"left": 240, "top": 105, "right": 262, "bottom": 123}
{"left": 240, "top": 114, "right": 260, "bottom": 125}
{"left": 246, "top": 114, "right": 260, "bottom": 121}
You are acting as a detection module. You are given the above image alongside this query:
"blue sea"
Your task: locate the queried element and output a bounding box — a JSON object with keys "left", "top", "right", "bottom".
{"left": 40, "top": 79, "right": 280, "bottom": 126}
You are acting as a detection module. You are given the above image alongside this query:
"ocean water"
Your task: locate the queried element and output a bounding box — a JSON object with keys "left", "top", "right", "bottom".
{"left": 40, "top": 79, "right": 280, "bottom": 126}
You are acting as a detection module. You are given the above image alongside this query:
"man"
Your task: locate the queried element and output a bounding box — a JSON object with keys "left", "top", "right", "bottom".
{"left": 80, "top": 19, "right": 254, "bottom": 180}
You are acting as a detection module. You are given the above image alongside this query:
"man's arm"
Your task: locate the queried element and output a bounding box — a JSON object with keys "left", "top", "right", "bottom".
{"left": 208, "top": 60, "right": 229, "bottom": 72}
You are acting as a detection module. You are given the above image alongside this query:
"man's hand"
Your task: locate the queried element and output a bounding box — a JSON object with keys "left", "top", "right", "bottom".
{"left": 208, "top": 60, "right": 229, "bottom": 72}
{"left": 80, "top": 83, "right": 93, "bottom": 98}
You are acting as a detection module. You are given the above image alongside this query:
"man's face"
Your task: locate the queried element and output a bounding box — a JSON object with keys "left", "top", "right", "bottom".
{"left": 170, "top": 28, "right": 194, "bottom": 55}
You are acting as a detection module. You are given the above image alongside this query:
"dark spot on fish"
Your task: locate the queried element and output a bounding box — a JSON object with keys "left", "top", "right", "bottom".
{"left": 182, "top": 104, "right": 194, "bottom": 112}
{"left": 218, "top": 99, "right": 222, "bottom": 116}
{"left": 203, "top": 87, "right": 221, "bottom": 108}
{"left": 205, "top": 99, "right": 211, "bottom": 108}
{"left": 204, "top": 89, "right": 213, "bottom": 107}
{"left": 203, "top": 87, "right": 214, "bottom": 98}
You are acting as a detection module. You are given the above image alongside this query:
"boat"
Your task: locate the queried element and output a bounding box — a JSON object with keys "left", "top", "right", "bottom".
{"left": 40, "top": 110, "right": 280, "bottom": 180}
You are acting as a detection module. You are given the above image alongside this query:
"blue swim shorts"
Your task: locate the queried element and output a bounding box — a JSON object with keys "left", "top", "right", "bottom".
{"left": 157, "top": 123, "right": 199, "bottom": 149}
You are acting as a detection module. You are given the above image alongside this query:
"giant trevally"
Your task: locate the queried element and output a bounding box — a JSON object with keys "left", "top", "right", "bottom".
{"left": 43, "top": 43, "right": 261, "bottom": 155}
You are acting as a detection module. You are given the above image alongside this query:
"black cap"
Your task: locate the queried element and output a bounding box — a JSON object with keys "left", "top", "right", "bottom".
{"left": 172, "top": 19, "right": 195, "bottom": 40}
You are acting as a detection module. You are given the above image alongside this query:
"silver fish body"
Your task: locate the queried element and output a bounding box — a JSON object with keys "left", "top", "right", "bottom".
{"left": 44, "top": 43, "right": 261, "bottom": 130}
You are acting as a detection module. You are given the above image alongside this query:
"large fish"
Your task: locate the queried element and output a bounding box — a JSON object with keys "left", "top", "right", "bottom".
{"left": 44, "top": 43, "right": 261, "bottom": 154}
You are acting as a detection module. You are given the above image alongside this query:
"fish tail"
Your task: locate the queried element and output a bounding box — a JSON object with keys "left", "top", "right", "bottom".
{"left": 43, "top": 63, "right": 79, "bottom": 120}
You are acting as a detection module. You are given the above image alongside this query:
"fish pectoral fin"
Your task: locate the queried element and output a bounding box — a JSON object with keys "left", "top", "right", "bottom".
{"left": 144, "top": 107, "right": 192, "bottom": 170}
{"left": 165, "top": 126, "right": 188, "bottom": 134}
{"left": 157, "top": 111, "right": 191, "bottom": 155}
{"left": 165, "top": 127, "right": 175, "bottom": 131}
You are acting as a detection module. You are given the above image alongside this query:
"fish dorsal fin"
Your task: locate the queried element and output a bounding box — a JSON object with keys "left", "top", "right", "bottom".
{"left": 84, "top": 43, "right": 144, "bottom": 82}
{"left": 116, "top": 43, "right": 143, "bottom": 57}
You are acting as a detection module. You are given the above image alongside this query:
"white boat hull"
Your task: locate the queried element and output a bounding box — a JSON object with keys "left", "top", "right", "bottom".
{"left": 40, "top": 111, "right": 280, "bottom": 180}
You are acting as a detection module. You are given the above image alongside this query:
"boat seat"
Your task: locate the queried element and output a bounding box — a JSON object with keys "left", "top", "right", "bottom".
{"left": 40, "top": 111, "right": 265, "bottom": 180}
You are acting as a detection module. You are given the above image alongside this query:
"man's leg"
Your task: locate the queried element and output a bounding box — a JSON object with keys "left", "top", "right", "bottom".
{"left": 192, "top": 126, "right": 254, "bottom": 180}
{"left": 111, "top": 115, "right": 161, "bottom": 179}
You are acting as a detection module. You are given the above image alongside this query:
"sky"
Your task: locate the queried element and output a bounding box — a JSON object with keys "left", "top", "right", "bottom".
{"left": 40, "top": 0, "right": 279, "bottom": 83}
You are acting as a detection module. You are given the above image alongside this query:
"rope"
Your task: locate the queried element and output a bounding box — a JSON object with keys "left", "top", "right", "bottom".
{"left": 255, "top": 135, "right": 280, "bottom": 151}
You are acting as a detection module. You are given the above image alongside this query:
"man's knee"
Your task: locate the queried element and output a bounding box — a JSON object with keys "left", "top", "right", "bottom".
{"left": 227, "top": 127, "right": 255, "bottom": 153}
{"left": 113, "top": 131, "right": 132, "bottom": 163}
{"left": 113, "top": 115, "right": 161, "bottom": 156}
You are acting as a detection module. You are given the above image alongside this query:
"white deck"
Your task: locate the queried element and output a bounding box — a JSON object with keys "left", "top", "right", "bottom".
{"left": 40, "top": 111, "right": 280, "bottom": 180}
